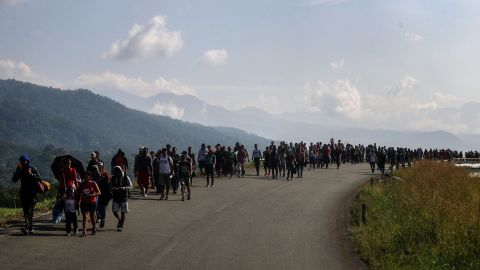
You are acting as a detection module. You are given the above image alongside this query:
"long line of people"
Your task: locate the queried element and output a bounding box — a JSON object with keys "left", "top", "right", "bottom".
{"left": 11, "top": 139, "right": 471, "bottom": 237}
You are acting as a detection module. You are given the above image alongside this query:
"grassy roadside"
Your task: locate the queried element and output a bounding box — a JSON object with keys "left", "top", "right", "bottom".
{"left": 350, "top": 161, "right": 480, "bottom": 269}
{"left": 0, "top": 197, "right": 55, "bottom": 227}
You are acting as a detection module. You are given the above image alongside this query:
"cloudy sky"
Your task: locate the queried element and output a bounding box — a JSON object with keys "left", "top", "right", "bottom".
{"left": 1, "top": 0, "right": 479, "bottom": 134}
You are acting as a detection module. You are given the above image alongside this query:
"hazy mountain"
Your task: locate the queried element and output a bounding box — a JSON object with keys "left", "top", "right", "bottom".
{"left": 100, "top": 88, "right": 474, "bottom": 150}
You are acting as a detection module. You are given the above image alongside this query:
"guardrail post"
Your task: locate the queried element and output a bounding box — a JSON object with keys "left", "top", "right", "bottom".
{"left": 361, "top": 203, "right": 367, "bottom": 225}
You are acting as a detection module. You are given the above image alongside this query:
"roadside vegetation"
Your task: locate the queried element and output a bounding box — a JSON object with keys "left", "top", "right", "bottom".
{"left": 0, "top": 185, "right": 57, "bottom": 227}
{"left": 351, "top": 161, "right": 480, "bottom": 269}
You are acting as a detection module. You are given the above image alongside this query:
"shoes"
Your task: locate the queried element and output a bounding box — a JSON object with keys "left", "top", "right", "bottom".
{"left": 210, "top": 184, "right": 214, "bottom": 187}
{"left": 206, "top": 184, "right": 210, "bottom": 187}
{"left": 20, "top": 227, "right": 28, "bottom": 235}
{"left": 66, "top": 233, "right": 71, "bottom": 237}
{"left": 28, "top": 230, "right": 34, "bottom": 235}
{"left": 159, "top": 195, "right": 164, "bottom": 200}
{"left": 165, "top": 196, "right": 168, "bottom": 200}
{"left": 181, "top": 197, "right": 185, "bottom": 201}
{"left": 100, "top": 220, "right": 105, "bottom": 228}
{"left": 117, "top": 227, "right": 123, "bottom": 232}
{"left": 144, "top": 193, "right": 148, "bottom": 198}
{"left": 187, "top": 194, "right": 191, "bottom": 200}
{"left": 92, "top": 230, "right": 97, "bottom": 236}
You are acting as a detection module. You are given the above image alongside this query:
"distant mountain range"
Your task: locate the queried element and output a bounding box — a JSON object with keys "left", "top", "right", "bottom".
{"left": 0, "top": 79, "right": 270, "bottom": 154}
{"left": 98, "top": 88, "right": 479, "bottom": 150}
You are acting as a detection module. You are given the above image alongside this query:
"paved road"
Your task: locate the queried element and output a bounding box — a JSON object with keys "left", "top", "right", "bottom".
{"left": 0, "top": 164, "right": 373, "bottom": 270}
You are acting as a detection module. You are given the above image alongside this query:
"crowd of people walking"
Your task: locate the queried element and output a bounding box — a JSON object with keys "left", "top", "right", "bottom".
{"left": 11, "top": 138, "right": 471, "bottom": 237}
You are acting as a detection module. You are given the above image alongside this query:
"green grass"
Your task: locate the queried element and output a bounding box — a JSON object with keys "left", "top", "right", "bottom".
{"left": 0, "top": 197, "right": 56, "bottom": 227}
{"left": 350, "top": 161, "right": 480, "bottom": 269}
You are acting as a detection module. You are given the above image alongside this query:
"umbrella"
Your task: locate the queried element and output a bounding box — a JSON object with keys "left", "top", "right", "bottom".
{"left": 51, "top": 155, "right": 85, "bottom": 180}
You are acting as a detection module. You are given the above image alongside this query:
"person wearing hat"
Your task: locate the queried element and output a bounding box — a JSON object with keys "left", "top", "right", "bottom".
{"left": 12, "top": 155, "right": 42, "bottom": 235}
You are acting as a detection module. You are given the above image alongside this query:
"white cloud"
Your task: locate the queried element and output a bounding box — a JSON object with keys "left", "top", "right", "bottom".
{"left": 333, "top": 79, "right": 362, "bottom": 117}
{"left": 404, "top": 31, "right": 423, "bottom": 42}
{"left": 303, "top": 79, "right": 361, "bottom": 119}
{"left": 411, "top": 102, "right": 438, "bottom": 111}
{"left": 330, "top": 58, "right": 344, "bottom": 69}
{"left": 103, "top": 16, "right": 183, "bottom": 61}
{"left": 75, "top": 71, "right": 151, "bottom": 97}
{"left": 200, "top": 49, "right": 228, "bottom": 65}
{"left": 387, "top": 75, "right": 418, "bottom": 96}
{"left": 257, "top": 93, "right": 280, "bottom": 113}
{"left": 149, "top": 101, "right": 185, "bottom": 119}
{"left": 75, "top": 71, "right": 196, "bottom": 98}
{"left": 154, "top": 77, "right": 196, "bottom": 96}
{"left": 434, "top": 92, "right": 461, "bottom": 106}
{"left": 0, "top": 59, "right": 61, "bottom": 87}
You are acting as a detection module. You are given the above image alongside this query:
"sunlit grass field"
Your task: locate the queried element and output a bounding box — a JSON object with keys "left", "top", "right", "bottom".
{"left": 351, "top": 161, "right": 480, "bottom": 269}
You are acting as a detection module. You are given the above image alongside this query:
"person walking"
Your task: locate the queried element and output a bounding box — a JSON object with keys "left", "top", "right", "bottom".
{"left": 78, "top": 171, "right": 101, "bottom": 237}
{"left": 197, "top": 144, "right": 208, "bottom": 176}
{"left": 369, "top": 149, "right": 377, "bottom": 173}
{"left": 110, "top": 166, "right": 132, "bottom": 232}
{"left": 286, "top": 151, "right": 296, "bottom": 181}
{"left": 270, "top": 145, "right": 280, "bottom": 179}
{"left": 205, "top": 149, "right": 216, "bottom": 187}
{"left": 11, "top": 155, "right": 42, "bottom": 235}
{"left": 134, "top": 147, "right": 152, "bottom": 198}
{"left": 63, "top": 187, "right": 78, "bottom": 236}
{"left": 92, "top": 163, "right": 111, "bottom": 229}
{"left": 252, "top": 144, "right": 262, "bottom": 176}
{"left": 157, "top": 148, "right": 173, "bottom": 200}
{"left": 178, "top": 152, "right": 192, "bottom": 201}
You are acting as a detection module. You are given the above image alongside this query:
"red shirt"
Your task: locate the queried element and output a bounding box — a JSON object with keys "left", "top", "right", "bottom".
{"left": 58, "top": 167, "right": 77, "bottom": 193}
{"left": 79, "top": 181, "right": 99, "bottom": 204}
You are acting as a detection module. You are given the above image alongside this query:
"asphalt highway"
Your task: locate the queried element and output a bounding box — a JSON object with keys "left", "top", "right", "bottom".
{"left": 0, "top": 164, "right": 373, "bottom": 270}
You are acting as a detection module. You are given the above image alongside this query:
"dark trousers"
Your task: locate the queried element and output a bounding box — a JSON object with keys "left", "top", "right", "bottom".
{"left": 287, "top": 165, "right": 295, "bottom": 179}
{"left": 171, "top": 175, "right": 179, "bottom": 192}
{"left": 65, "top": 212, "right": 78, "bottom": 233}
{"left": 271, "top": 163, "right": 278, "bottom": 179}
{"left": 206, "top": 166, "right": 214, "bottom": 185}
{"left": 254, "top": 158, "right": 261, "bottom": 176}
{"left": 97, "top": 203, "right": 107, "bottom": 221}
{"left": 370, "top": 162, "right": 376, "bottom": 173}
{"left": 296, "top": 163, "right": 304, "bottom": 177}
{"left": 21, "top": 198, "right": 35, "bottom": 231}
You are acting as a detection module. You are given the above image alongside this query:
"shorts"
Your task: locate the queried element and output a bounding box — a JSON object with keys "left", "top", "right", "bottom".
{"left": 80, "top": 202, "right": 97, "bottom": 215}
{"left": 112, "top": 201, "right": 129, "bottom": 213}
{"left": 159, "top": 174, "right": 170, "bottom": 186}
{"left": 198, "top": 160, "right": 205, "bottom": 169}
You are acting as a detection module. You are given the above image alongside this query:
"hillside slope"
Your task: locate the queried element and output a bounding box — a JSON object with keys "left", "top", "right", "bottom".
{"left": 0, "top": 79, "right": 270, "bottom": 153}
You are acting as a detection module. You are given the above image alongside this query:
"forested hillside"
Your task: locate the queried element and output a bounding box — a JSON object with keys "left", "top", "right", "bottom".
{"left": 0, "top": 79, "right": 270, "bottom": 186}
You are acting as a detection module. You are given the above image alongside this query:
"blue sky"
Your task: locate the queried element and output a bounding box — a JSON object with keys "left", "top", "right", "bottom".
{"left": 1, "top": 0, "right": 479, "bottom": 133}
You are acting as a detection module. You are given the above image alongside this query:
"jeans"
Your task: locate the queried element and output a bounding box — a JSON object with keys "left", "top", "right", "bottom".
{"left": 65, "top": 212, "right": 78, "bottom": 234}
